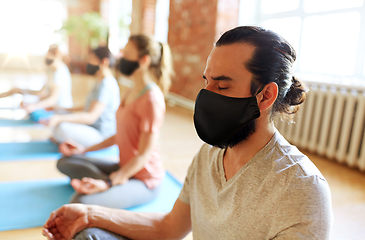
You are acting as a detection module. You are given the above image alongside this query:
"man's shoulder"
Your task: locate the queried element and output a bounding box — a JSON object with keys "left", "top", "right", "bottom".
{"left": 272, "top": 132, "right": 327, "bottom": 185}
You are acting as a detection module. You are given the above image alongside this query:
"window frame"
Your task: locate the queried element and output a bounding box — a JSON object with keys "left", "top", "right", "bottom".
{"left": 239, "top": 0, "right": 365, "bottom": 83}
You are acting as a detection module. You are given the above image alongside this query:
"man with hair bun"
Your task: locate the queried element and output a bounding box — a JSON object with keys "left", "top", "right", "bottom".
{"left": 43, "top": 26, "right": 333, "bottom": 240}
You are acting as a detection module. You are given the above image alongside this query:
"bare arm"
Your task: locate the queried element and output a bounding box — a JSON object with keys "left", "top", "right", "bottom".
{"left": 110, "top": 131, "right": 156, "bottom": 184}
{"left": 45, "top": 100, "right": 106, "bottom": 127}
{"left": 59, "top": 135, "right": 116, "bottom": 157}
{"left": 85, "top": 135, "right": 116, "bottom": 152}
{"left": 0, "top": 89, "right": 17, "bottom": 98}
{"left": 0, "top": 87, "right": 42, "bottom": 98}
{"left": 23, "top": 85, "right": 61, "bottom": 111}
{"left": 43, "top": 199, "right": 191, "bottom": 240}
{"left": 89, "top": 199, "right": 192, "bottom": 239}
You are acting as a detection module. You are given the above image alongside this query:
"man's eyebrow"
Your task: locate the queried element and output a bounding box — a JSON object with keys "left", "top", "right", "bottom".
{"left": 202, "top": 75, "right": 233, "bottom": 81}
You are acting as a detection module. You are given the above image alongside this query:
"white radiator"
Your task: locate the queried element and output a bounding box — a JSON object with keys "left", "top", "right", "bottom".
{"left": 276, "top": 81, "right": 365, "bottom": 171}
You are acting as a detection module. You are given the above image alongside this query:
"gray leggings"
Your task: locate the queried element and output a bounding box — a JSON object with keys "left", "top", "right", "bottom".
{"left": 57, "top": 156, "right": 161, "bottom": 209}
{"left": 75, "top": 228, "right": 129, "bottom": 240}
{"left": 52, "top": 122, "right": 105, "bottom": 148}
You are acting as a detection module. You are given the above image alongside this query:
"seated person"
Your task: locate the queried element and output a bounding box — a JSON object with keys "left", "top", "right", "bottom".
{"left": 0, "top": 45, "right": 73, "bottom": 121}
{"left": 43, "top": 26, "right": 333, "bottom": 240}
{"left": 45, "top": 46, "right": 120, "bottom": 148}
{"left": 55, "top": 35, "right": 174, "bottom": 209}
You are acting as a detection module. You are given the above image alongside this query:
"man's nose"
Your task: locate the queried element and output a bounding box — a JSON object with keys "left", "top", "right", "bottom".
{"left": 204, "top": 83, "right": 215, "bottom": 93}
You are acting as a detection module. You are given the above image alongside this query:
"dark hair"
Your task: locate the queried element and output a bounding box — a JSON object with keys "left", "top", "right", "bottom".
{"left": 129, "top": 35, "right": 174, "bottom": 94}
{"left": 216, "top": 26, "right": 307, "bottom": 120}
{"left": 92, "top": 46, "right": 115, "bottom": 68}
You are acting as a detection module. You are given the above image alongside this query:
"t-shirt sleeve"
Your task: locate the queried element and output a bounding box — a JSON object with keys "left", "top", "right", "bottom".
{"left": 139, "top": 96, "right": 165, "bottom": 133}
{"left": 94, "top": 80, "right": 111, "bottom": 105}
{"left": 271, "top": 175, "right": 333, "bottom": 240}
{"left": 178, "top": 152, "right": 201, "bottom": 205}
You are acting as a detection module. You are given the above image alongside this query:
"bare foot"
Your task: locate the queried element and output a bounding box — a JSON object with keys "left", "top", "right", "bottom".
{"left": 70, "top": 178, "right": 109, "bottom": 195}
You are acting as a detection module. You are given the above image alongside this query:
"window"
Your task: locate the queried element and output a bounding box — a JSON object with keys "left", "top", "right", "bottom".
{"left": 239, "top": 0, "right": 365, "bottom": 82}
{"left": 0, "top": 0, "right": 67, "bottom": 56}
{"left": 106, "top": 0, "right": 132, "bottom": 55}
{"left": 154, "top": 0, "right": 170, "bottom": 43}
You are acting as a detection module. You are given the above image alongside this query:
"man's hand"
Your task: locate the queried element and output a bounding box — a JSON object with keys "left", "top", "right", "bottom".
{"left": 59, "top": 140, "right": 85, "bottom": 156}
{"left": 71, "top": 178, "right": 110, "bottom": 195}
{"left": 42, "top": 204, "right": 89, "bottom": 240}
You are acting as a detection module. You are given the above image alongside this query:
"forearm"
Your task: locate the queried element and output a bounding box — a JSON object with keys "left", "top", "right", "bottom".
{"left": 29, "top": 96, "right": 58, "bottom": 110}
{"left": 88, "top": 205, "right": 171, "bottom": 239}
{"left": 0, "top": 91, "right": 14, "bottom": 98}
{"left": 57, "top": 112, "right": 97, "bottom": 125}
{"left": 85, "top": 135, "right": 116, "bottom": 152}
{"left": 21, "top": 89, "right": 42, "bottom": 95}
{"left": 66, "top": 106, "right": 84, "bottom": 112}
{"left": 117, "top": 155, "right": 148, "bottom": 180}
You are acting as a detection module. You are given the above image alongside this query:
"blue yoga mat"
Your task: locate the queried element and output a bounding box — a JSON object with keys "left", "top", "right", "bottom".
{"left": 0, "top": 172, "right": 182, "bottom": 231}
{"left": 0, "top": 178, "right": 74, "bottom": 231}
{"left": 0, "top": 141, "right": 119, "bottom": 161}
{"left": 127, "top": 172, "right": 182, "bottom": 212}
{"left": 0, "top": 119, "right": 39, "bottom": 127}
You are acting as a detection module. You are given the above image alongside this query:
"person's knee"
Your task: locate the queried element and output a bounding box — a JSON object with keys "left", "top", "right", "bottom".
{"left": 56, "top": 157, "right": 72, "bottom": 174}
{"left": 70, "top": 193, "right": 83, "bottom": 204}
{"left": 52, "top": 122, "right": 69, "bottom": 143}
{"left": 74, "top": 227, "right": 130, "bottom": 240}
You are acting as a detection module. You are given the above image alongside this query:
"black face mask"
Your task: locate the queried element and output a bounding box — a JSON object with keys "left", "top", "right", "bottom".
{"left": 193, "top": 85, "right": 265, "bottom": 146}
{"left": 45, "top": 58, "right": 54, "bottom": 66}
{"left": 86, "top": 63, "right": 100, "bottom": 75}
{"left": 119, "top": 57, "right": 139, "bottom": 76}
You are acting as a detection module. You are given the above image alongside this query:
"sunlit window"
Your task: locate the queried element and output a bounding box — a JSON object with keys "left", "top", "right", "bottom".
{"left": 304, "top": 0, "right": 363, "bottom": 13}
{"left": 0, "top": 0, "right": 67, "bottom": 56}
{"left": 154, "top": 0, "right": 170, "bottom": 43}
{"left": 239, "top": 0, "right": 365, "bottom": 80}
{"left": 261, "top": 0, "right": 299, "bottom": 14}
{"left": 300, "top": 12, "right": 360, "bottom": 76}
{"left": 107, "top": 0, "right": 132, "bottom": 55}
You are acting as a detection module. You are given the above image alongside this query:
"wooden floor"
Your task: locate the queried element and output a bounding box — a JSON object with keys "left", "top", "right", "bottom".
{"left": 0, "top": 71, "right": 365, "bottom": 239}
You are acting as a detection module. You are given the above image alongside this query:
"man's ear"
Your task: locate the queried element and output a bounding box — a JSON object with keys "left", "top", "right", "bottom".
{"left": 257, "top": 82, "right": 278, "bottom": 111}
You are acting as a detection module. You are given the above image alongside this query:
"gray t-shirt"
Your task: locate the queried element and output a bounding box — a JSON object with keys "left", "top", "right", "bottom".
{"left": 84, "top": 77, "right": 120, "bottom": 138}
{"left": 179, "top": 131, "right": 333, "bottom": 239}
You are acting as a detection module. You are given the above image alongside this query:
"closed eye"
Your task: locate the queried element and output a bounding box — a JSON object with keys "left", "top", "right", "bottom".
{"left": 203, "top": 75, "right": 229, "bottom": 90}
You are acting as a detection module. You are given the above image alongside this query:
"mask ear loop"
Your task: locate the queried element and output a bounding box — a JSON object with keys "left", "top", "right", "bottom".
{"left": 255, "top": 85, "right": 266, "bottom": 96}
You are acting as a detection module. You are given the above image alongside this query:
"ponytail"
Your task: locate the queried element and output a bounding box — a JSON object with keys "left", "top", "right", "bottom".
{"left": 129, "top": 35, "right": 174, "bottom": 95}
{"left": 275, "top": 76, "right": 307, "bottom": 120}
{"left": 154, "top": 43, "right": 174, "bottom": 94}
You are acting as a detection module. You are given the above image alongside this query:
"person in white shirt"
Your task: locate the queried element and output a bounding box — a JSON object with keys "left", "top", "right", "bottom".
{"left": 0, "top": 44, "right": 73, "bottom": 113}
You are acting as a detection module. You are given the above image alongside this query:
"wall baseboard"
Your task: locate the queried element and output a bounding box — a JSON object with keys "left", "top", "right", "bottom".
{"left": 118, "top": 77, "right": 195, "bottom": 112}
{"left": 165, "top": 92, "right": 195, "bottom": 111}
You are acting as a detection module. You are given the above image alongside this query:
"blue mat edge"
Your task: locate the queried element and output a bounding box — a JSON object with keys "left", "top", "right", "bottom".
{"left": 0, "top": 141, "right": 119, "bottom": 161}
{"left": 0, "top": 172, "right": 183, "bottom": 231}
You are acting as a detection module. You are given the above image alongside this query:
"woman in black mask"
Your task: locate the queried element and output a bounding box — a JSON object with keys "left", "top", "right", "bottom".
{"left": 0, "top": 45, "right": 73, "bottom": 120}
{"left": 55, "top": 35, "right": 174, "bottom": 210}
{"left": 44, "top": 46, "right": 120, "bottom": 148}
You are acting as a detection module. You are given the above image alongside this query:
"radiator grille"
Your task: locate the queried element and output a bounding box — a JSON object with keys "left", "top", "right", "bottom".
{"left": 276, "top": 82, "right": 365, "bottom": 171}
